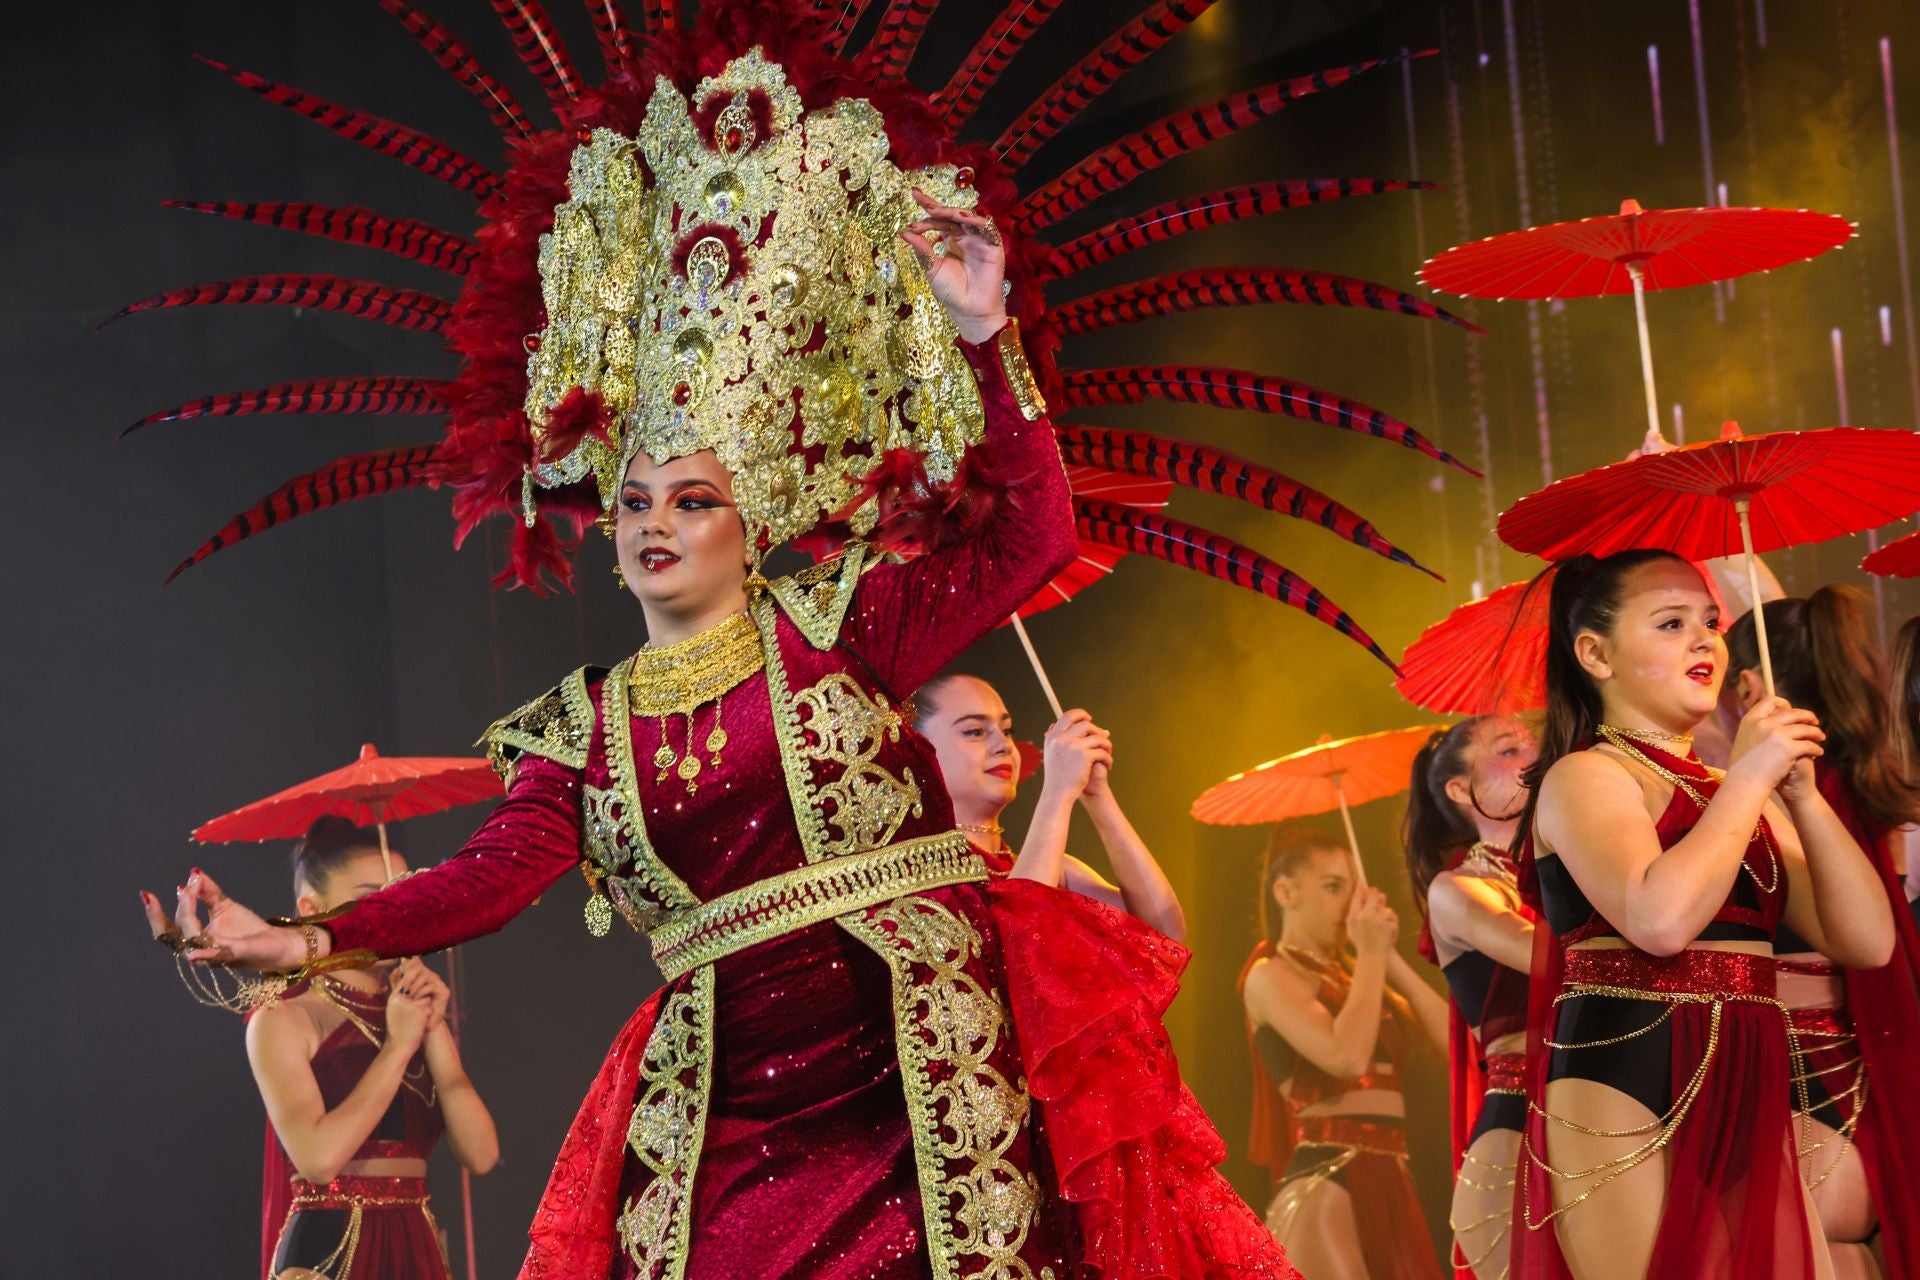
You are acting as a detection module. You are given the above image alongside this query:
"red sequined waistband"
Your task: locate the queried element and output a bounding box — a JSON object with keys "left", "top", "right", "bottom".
{"left": 1789, "top": 1005, "right": 1851, "bottom": 1037}
{"left": 1778, "top": 956, "right": 1837, "bottom": 978}
{"left": 1561, "top": 946, "right": 1776, "bottom": 998}
{"left": 1296, "top": 1113, "right": 1408, "bottom": 1154}
{"left": 290, "top": 1174, "right": 430, "bottom": 1210}
{"left": 1484, "top": 1051, "right": 1527, "bottom": 1093}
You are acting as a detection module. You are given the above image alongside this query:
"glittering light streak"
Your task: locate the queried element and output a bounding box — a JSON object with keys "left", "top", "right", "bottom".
{"left": 1401, "top": 48, "right": 1454, "bottom": 578}
{"left": 1500, "top": 0, "right": 1552, "bottom": 484}
{"left": 1834, "top": 326, "right": 1890, "bottom": 640}
{"left": 1671, "top": 402, "right": 1686, "bottom": 443}
{"left": 1756, "top": 0, "right": 1768, "bottom": 50}
{"left": 1689, "top": 0, "right": 1726, "bottom": 325}
{"left": 1883, "top": 305, "right": 1895, "bottom": 346}
{"left": 1445, "top": 70, "right": 1498, "bottom": 579}
{"left": 1880, "top": 38, "right": 1920, "bottom": 432}
{"left": 1649, "top": 45, "right": 1666, "bottom": 144}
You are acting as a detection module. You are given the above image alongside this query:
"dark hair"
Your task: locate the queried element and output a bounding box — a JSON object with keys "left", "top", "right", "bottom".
{"left": 291, "top": 816, "right": 398, "bottom": 894}
{"left": 1258, "top": 826, "right": 1349, "bottom": 943}
{"left": 1402, "top": 719, "right": 1486, "bottom": 910}
{"left": 1892, "top": 615, "right": 1920, "bottom": 782}
{"left": 911, "top": 669, "right": 984, "bottom": 734}
{"left": 1728, "top": 588, "right": 1920, "bottom": 830}
{"left": 1518, "top": 548, "right": 1693, "bottom": 840}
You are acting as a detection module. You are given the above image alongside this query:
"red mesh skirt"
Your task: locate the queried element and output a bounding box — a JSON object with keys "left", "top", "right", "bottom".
{"left": 1266, "top": 1115, "right": 1445, "bottom": 1280}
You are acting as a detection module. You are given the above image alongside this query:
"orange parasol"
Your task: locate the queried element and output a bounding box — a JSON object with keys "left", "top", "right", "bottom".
{"left": 1192, "top": 724, "right": 1446, "bottom": 887}
{"left": 1864, "top": 528, "right": 1920, "bottom": 578}
{"left": 1394, "top": 579, "right": 1551, "bottom": 715}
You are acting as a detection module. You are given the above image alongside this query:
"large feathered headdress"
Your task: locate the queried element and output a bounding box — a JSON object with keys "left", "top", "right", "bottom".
{"left": 110, "top": 0, "right": 1480, "bottom": 668}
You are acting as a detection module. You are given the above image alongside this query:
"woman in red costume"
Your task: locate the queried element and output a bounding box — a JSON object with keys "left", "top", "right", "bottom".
{"left": 1723, "top": 587, "right": 1920, "bottom": 1280}
{"left": 1240, "top": 827, "right": 1450, "bottom": 1280}
{"left": 1513, "top": 550, "right": 1895, "bottom": 1280}
{"left": 1892, "top": 616, "right": 1920, "bottom": 927}
{"left": 140, "top": 819, "right": 499, "bottom": 1279}
{"left": 914, "top": 672, "right": 1185, "bottom": 939}
{"left": 141, "top": 45, "right": 1296, "bottom": 1278}
{"left": 1403, "top": 717, "right": 1537, "bottom": 1280}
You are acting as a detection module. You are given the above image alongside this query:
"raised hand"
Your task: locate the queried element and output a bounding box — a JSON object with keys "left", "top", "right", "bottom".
{"left": 900, "top": 187, "right": 1009, "bottom": 344}
{"left": 1725, "top": 695, "right": 1825, "bottom": 797}
{"left": 1346, "top": 886, "right": 1400, "bottom": 956}
{"left": 140, "top": 868, "right": 306, "bottom": 971}
{"left": 1040, "top": 710, "right": 1113, "bottom": 802}
{"left": 393, "top": 957, "right": 451, "bottom": 1031}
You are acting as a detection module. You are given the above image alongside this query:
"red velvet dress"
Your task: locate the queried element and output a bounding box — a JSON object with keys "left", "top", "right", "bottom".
{"left": 323, "top": 334, "right": 1298, "bottom": 1280}
{"left": 1777, "top": 762, "right": 1920, "bottom": 1278}
{"left": 257, "top": 977, "right": 450, "bottom": 1280}
{"left": 1514, "top": 741, "right": 1817, "bottom": 1280}
{"left": 1239, "top": 945, "right": 1446, "bottom": 1280}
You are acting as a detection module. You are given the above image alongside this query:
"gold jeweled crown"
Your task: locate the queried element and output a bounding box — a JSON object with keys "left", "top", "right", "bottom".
{"left": 522, "top": 48, "right": 987, "bottom": 552}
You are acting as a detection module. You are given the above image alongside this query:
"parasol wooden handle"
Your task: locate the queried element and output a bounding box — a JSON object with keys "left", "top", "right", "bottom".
{"left": 1009, "top": 613, "right": 1066, "bottom": 719}
{"left": 1626, "top": 261, "right": 1665, "bottom": 445}
{"left": 1735, "top": 498, "right": 1776, "bottom": 698}
{"left": 1332, "top": 773, "right": 1369, "bottom": 890}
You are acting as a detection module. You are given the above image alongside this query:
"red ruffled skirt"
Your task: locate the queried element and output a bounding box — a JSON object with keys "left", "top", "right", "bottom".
{"left": 519, "top": 878, "right": 1297, "bottom": 1280}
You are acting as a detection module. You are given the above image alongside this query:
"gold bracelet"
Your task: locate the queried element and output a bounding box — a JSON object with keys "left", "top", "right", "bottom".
{"left": 994, "top": 318, "right": 1047, "bottom": 422}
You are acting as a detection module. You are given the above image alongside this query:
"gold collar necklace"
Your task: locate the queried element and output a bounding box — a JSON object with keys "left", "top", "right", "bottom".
{"left": 1598, "top": 722, "right": 1694, "bottom": 750}
{"left": 628, "top": 611, "right": 764, "bottom": 792}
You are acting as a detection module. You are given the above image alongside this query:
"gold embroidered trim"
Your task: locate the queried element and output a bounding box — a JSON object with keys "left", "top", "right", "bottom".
{"left": 766, "top": 542, "right": 869, "bottom": 651}
{"left": 792, "top": 672, "right": 923, "bottom": 857}
{"left": 994, "top": 319, "right": 1046, "bottom": 422}
{"left": 602, "top": 659, "right": 702, "bottom": 921}
{"left": 479, "top": 666, "right": 597, "bottom": 781}
{"left": 754, "top": 592, "right": 839, "bottom": 866}
{"left": 618, "top": 965, "right": 716, "bottom": 1280}
{"left": 841, "top": 896, "right": 1047, "bottom": 1280}
{"left": 650, "top": 832, "right": 984, "bottom": 981}
{"left": 626, "top": 612, "right": 763, "bottom": 717}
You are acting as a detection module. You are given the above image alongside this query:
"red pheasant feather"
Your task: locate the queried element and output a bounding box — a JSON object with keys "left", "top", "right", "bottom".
{"left": 1059, "top": 365, "right": 1476, "bottom": 473}
{"left": 164, "top": 201, "right": 477, "bottom": 276}
{"left": 1056, "top": 425, "right": 1435, "bottom": 576}
{"left": 862, "top": 0, "right": 939, "bottom": 81}
{"left": 1074, "top": 498, "right": 1398, "bottom": 671}
{"left": 934, "top": 0, "right": 1069, "bottom": 127}
{"left": 581, "top": 0, "right": 639, "bottom": 68}
{"left": 642, "top": 0, "right": 679, "bottom": 33}
{"left": 166, "top": 445, "right": 442, "bottom": 584}
{"left": 993, "top": 0, "right": 1217, "bottom": 167}
{"left": 1053, "top": 266, "right": 1483, "bottom": 336}
{"left": 377, "top": 0, "right": 537, "bottom": 139}
{"left": 488, "top": 0, "right": 581, "bottom": 106}
{"left": 123, "top": 377, "right": 451, "bottom": 437}
{"left": 1015, "top": 54, "right": 1414, "bottom": 233}
{"left": 1051, "top": 180, "right": 1436, "bottom": 277}
{"left": 104, "top": 275, "right": 452, "bottom": 334}
{"left": 195, "top": 56, "right": 500, "bottom": 199}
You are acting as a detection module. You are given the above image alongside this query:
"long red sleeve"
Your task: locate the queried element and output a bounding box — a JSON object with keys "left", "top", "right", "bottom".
{"left": 840, "top": 326, "right": 1076, "bottom": 696}
{"left": 325, "top": 754, "right": 584, "bottom": 958}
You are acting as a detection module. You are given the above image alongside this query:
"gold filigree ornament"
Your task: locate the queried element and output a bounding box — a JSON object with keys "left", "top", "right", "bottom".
{"left": 522, "top": 49, "right": 988, "bottom": 556}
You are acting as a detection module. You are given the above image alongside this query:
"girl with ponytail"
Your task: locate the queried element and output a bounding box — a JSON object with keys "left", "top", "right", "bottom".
{"left": 1512, "top": 550, "right": 1893, "bottom": 1280}
{"left": 1240, "top": 827, "right": 1449, "bottom": 1280}
{"left": 1403, "top": 717, "right": 1536, "bottom": 1280}
{"left": 1892, "top": 615, "right": 1920, "bottom": 922}
{"left": 1725, "top": 588, "right": 1920, "bottom": 1280}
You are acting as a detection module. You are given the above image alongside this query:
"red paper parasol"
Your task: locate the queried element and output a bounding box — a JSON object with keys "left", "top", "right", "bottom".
{"left": 1016, "top": 740, "right": 1043, "bottom": 784}
{"left": 1192, "top": 724, "right": 1446, "bottom": 886}
{"left": 193, "top": 742, "right": 503, "bottom": 880}
{"left": 1004, "top": 465, "right": 1173, "bottom": 718}
{"left": 1394, "top": 579, "right": 1551, "bottom": 715}
{"left": 1421, "top": 200, "right": 1855, "bottom": 444}
{"left": 1864, "top": 528, "right": 1920, "bottom": 578}
{"left": 1500, "top": 422, "right": 1920, "bottom": 693}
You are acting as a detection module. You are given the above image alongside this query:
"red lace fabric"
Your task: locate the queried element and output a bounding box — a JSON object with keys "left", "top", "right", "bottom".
{"left": 989, "top": 876, "right": 1300, "bottom": 1280}
{"left": 1513, "top": 740, "right": 1816, "bottom": 1280}
{"left": 1796, "top": 763, "right": 1920, "bottom": 1279}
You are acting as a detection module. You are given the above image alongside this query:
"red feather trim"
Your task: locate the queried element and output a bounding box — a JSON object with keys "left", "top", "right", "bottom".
{"left": 1014, "top": 54, "right": 1421, "bottom": 233}
{"left": 488, "top": 0, "right": 582, "bottom": 107}
{"left": 123, "top": 376, "right": 449, "bottom": 437}
{"left": 163, "top": 200, "right": 477, "bottom": 276}
{"left": 376, "top": 0, "right": 537, "bottom": 139}
{"left": 535, "top": 387, "right": 615, "bottom": 463}
{"left": 1053, "top": 265, "right": 1484, "bottom": 335}
{"left": 1058, "top": 365, "right": 1476, "bottom": 474}
{"left": 993, "top": 0, "right": 1218, "bottom": 167}
{"left": 1055, "top": 425, "right": 1436, "bottom": 577}
{"left": 166, "top": 445, "right": 441, "bottom": 584}
{"left": 1073, "top": 497, "right": 1399, "bottom": 672}
{"left": 860, "top": 0, "right": 939, "bottom": 81}
{"left": 1049, "top": 179, "right": 1436, "bottom": 276}
{"left": 935, "top": 0, "right": 1069, "bottom": 129}
{"left": 103, "top": 275, "right": 452, "bottom": 333}
{"left": 194, "top": 55, "right": 501, "bottom": 199}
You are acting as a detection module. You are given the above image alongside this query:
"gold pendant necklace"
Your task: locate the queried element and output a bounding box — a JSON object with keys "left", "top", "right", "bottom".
{"left": 628, "top": 611, "right": 763, "bottom": 794}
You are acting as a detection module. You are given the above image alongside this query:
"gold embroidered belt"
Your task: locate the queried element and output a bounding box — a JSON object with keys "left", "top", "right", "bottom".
{"left": 650, "top": 832, "right": 986, "bottom": 982}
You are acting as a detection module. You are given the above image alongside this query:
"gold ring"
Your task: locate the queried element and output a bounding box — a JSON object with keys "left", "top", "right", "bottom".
{"left": 931, "top": 240, "right": 949, "bottom": 260}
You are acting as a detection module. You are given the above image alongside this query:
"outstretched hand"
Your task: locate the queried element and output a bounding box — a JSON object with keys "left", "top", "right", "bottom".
{"left": 900, "top": 188, "right": 1009, "bottom": 345}
{"left": 140, "top": 868, "right": 306, "bottom": 971}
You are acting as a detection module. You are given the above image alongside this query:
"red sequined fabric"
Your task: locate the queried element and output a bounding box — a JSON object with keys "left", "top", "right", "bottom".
{"left": 269, "top": 1176, "right": 449, "bottom": 1280}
